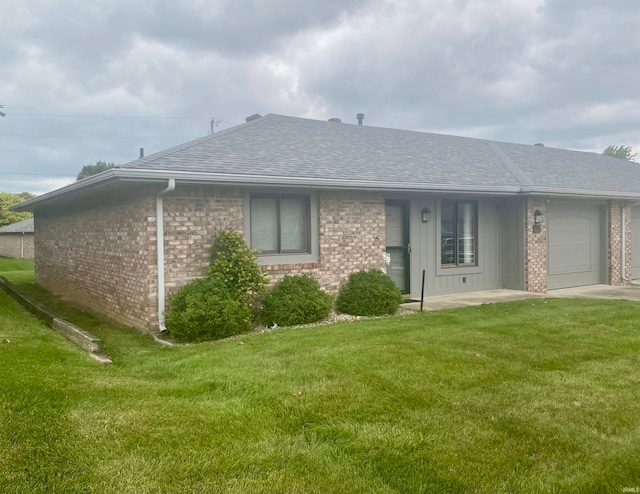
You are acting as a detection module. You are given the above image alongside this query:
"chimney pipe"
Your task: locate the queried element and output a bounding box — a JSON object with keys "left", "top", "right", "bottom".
{"left": 356, "top": 113, "right": 364, "bottom": 125}
{"left": 140, "top": 147, "right": 144, "bottom": 158}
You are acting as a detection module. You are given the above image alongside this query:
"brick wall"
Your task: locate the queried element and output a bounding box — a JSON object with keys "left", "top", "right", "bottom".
{"left": 262, "top": 190, "right": 387, "bottom": 292}
{"left": 34, "top": 186, "right": 157, "bottom": 330}
{"left": 524, "top": 197, "right": 547, "bottom": 293}
{"left": 0, "top": 233, "right": 34, "bottom": 259}
{"left": 608, "top": 201, "right": 630, "bottom": 286}
{"left": 625, "top": 204, "right": 632, "bottom": 282}
{"left": 162, "top": 186, "right": 244, "bottom": 295}
{"left": 38, "top": 183, "right": 634, "bottom": 333}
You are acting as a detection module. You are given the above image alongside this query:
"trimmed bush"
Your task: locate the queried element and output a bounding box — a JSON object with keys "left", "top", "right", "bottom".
{"left": 165, "top": 277, "right": 252, "bottom": 342}
{"left": 261, "top": 275, "right": 334, "bottom": 327}
{"left": 207, "top": 230, "right": 268, "bottom": 305}
{"left": 336, "top": 269, "right": 403, "bottom": 316}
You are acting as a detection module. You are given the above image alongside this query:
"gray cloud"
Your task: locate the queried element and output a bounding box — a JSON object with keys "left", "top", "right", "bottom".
{"left": 1, "top": 0, "right": 640, "bottom": 195}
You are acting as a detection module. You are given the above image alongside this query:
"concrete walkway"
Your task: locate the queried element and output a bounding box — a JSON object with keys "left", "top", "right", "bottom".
{"left": 403, "top": 284, "right": 640, "bottom": 312}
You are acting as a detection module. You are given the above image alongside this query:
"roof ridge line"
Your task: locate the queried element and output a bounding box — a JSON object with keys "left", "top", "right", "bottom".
{"left": 486, "top": 141, "right": 533, "bottom": 187}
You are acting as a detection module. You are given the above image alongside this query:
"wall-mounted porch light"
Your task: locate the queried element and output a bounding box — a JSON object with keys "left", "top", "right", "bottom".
{"left": 533, "top": 209, "right": 543, "bottom": 233}
{"left": 534, "top": 210, "right": 543, "bottom": 225}
{"left": 421, "top": 207, "right": 431, "bottom": 223}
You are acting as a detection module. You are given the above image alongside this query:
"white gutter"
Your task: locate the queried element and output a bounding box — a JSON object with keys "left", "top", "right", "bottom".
{"left": 12, "top": 167, "right": 640, "bottom": 213}
{"left": 156, "top": 178, "right": 176, "bottom": 332}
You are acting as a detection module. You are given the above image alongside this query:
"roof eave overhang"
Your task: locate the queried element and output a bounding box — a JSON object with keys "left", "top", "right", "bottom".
{"left": 12, "top": 168, "right": 640, "bottom": 211}
{"left": 519, "top": 186, "right": 640, "bottom": 200}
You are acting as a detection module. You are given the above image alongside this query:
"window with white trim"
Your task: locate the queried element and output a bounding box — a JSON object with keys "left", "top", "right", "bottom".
{"left": 249, "top": 195, "right": 310, "bottom": 254}
{"left": 441, "top": 200, "right": 478, "bottom": 267}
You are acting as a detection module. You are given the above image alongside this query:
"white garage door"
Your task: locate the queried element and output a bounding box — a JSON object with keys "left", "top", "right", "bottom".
{"left": 547, "top": 203, "right": 602, "bottom": 290}
{"left": 632, "top": 207, "right": 640, "bottom": 280}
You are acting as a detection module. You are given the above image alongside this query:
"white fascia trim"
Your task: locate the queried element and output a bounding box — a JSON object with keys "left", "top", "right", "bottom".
{"left": 12, "top": 167, "right": 640, "bottom": 211}
{"left": 520, "top": 187, "right": 640, "bottom": 200}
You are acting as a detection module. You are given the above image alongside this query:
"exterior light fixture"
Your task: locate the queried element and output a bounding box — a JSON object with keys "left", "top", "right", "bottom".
{"left": 534, "top": 210, "right": 543, "bottom": 224}
{"left": 533, "top": 209, "right": 543, "bottom": 233}
{"left": 421, "top": 207, "right": 431, "bottom": 223}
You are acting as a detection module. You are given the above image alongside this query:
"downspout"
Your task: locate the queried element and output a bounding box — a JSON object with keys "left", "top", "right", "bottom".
{"left": 156, "top": 178, "right": 176, "bottom": 331}
{"left": 622, "top": 207, "right": 627, "bottom": 282}
{"left": 21, "top": 232, "right": 24, "bottom": 259}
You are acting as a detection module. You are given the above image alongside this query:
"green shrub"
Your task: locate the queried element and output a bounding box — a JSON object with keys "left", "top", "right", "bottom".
{"left": 261, "top": 275, "right": 334, "bottom": 327}
{"left": 336, "top": 269, "right": 403, "bottom": 316}
{"left": 165, "top": 277, "right": 252, "bottom": 342}
{"left": 207, "top": 230, "right": 268, "bottom": 305}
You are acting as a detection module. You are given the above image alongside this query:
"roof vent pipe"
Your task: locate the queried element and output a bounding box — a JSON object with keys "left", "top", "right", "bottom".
{"left": 328, "top": 118, "right": 342, "bottom": 123}
{"left": 245, "top": 113, "right": 262, "bottom": 123}
{"left": 140, "top": 147, "right": 144, "bottom": 158}
{"left": 357, "top": 113, "right": 364, "bottom": 125}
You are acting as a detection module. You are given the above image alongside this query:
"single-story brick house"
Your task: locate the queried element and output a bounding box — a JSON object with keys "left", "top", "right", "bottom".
{"left": 13, "top": 113, "right": 640, "bottom": 332}
{"left": 0, "top": 217, "right": 34, "bottom": 259}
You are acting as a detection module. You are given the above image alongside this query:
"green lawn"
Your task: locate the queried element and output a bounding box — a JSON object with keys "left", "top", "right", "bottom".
{"left": 1, "top": 257, "right": 640, "bottom": 493}
{"left": 0, "top": 256, "right": 34, "bottom": 285}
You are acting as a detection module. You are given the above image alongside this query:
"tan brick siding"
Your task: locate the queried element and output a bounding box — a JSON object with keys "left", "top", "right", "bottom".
{"left": 47, "top": 184, "right": 636, "bottom": 332}
{"left": 0, "top": 233, "right": 34, "bottom": 259}
{"left": 624, "top": 205, "right": 632, "bottom": 281}
{"left": 34, "top": 186, "right": 156, "bottom": 330}
{"left": 163, "top": 187, "right": 244, "bottom": 295}
{"left": 262, "top": 191, "right": 387, "bottom": 292}
{"left": 608, "top": 201, "right": 629, "bottom": 286}
{"left": 524, "top": 197, "right": 547, "bottom": 293}
{"left": 34, "top": 185, "right": 387, "bottom": 334}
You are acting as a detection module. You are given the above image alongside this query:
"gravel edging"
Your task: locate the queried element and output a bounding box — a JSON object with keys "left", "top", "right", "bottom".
{"left": 153, "top": 307, "right": 416, "bottom": 346}
{"left": 251, "top": 306, "right": 416, "bottom": 335}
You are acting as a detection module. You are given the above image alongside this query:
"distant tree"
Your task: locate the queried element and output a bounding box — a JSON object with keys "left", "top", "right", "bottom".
{"left": 76, "top": 161, "right": 117, "bottom": 181}
{"left": 0, "top": 192, "right": 36, "bottom": 227}
{"left": 602, "top": 145, "right": 637, "bottom": 161}
{"left": 0, "top": 104, "right": 5, "bottom": 117}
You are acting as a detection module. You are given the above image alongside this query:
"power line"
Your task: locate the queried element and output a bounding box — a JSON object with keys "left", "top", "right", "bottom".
{"left": 0, "top": 172, "right": 75, "bottom": 176}
{"left": 0, "top": 134, "right": 202, "bottom": 139}
{"left": 7, "top": 112, "right": 212, "bottom": 120}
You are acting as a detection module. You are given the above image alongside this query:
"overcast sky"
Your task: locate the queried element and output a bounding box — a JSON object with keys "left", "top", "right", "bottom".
{"left": 2, "top": 0, "right": 640, "bottom": 196}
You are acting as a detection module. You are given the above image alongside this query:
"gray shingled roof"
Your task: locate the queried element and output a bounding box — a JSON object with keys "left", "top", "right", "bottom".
{"left": 13, "top": 113, "right": 640, "bottom": 214}
{"left": 122, "top": 114, "right": 521, "bottom": 188}
{"left": 0, "top": 217, "right": 34, "bottom": 233}
{"left": 120, "top": 113, "right": 640, "bottom": 195}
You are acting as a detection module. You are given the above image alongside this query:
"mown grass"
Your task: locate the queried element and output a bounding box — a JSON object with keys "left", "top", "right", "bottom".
{"left": 1, "top": 256, "right": 640, "bottom": 493}
{"left": 0, "top": 256, "right": 34, "bottom": 285}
